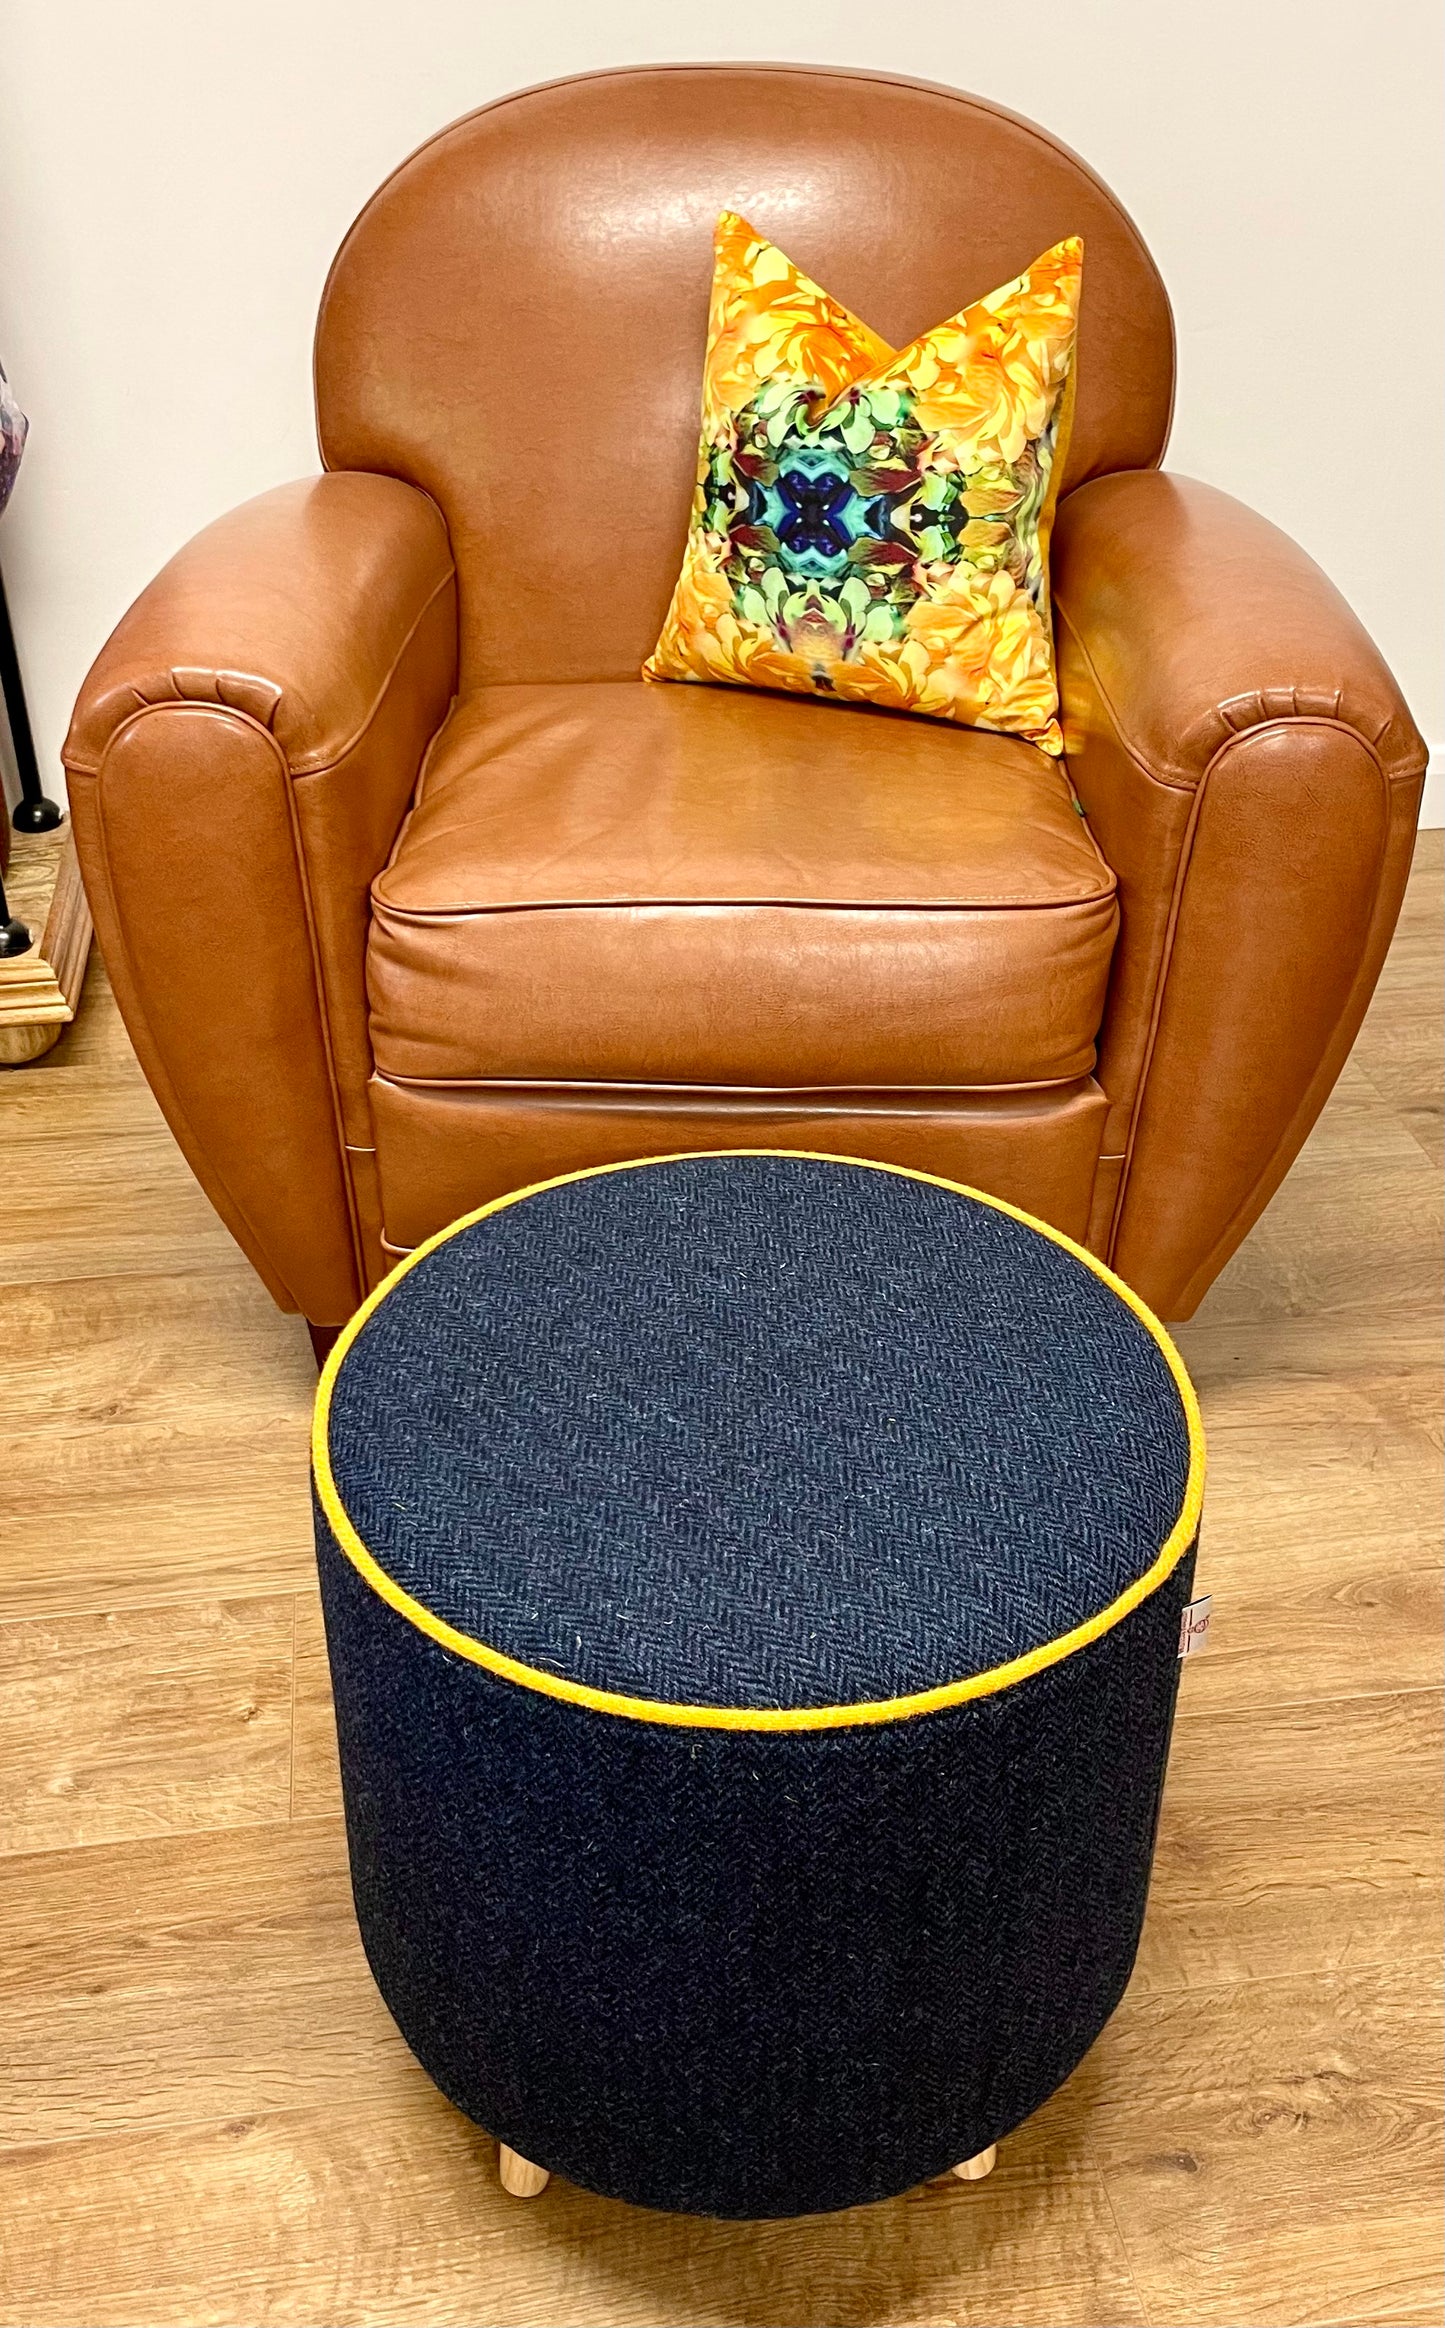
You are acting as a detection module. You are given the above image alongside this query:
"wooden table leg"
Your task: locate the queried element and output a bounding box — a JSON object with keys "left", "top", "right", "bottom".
{"left": 950, "top": 2143, "right": 997, "bottom": 2181}
{"left": 498, "top": 2144, "right": 550, "bottom": 2198}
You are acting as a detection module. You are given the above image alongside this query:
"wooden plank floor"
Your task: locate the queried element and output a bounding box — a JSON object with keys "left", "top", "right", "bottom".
{"left": 0, "top": 835, "right": 1440, "bottom": 2328}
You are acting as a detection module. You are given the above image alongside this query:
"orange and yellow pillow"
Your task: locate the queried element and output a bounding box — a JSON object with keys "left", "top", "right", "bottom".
{"left": 645, "top": 214, "right": 1082, "bottom": 753}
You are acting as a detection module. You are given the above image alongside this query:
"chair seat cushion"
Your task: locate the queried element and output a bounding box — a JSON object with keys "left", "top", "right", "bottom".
{"left": 367, "top": 681, "right": 1117, "bottom": 1088}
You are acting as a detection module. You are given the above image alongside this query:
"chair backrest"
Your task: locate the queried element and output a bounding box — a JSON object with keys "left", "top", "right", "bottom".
{"left": 315, "top": 64, "right": 1173, "bottom": 693}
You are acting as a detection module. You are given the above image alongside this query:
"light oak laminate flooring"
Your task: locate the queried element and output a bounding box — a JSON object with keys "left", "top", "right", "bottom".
{"left": 0, "top": 836, "right": 1439, "bottom": 2328}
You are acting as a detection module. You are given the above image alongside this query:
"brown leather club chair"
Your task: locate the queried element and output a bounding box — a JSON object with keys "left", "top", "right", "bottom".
{"left": 64, "top": 66, "right": 1427, "bottom": 1349}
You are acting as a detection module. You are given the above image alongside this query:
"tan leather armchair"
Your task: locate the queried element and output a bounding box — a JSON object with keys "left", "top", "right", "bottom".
{"left": 65, "top": 66, "right": 1426, "bottom": 1343}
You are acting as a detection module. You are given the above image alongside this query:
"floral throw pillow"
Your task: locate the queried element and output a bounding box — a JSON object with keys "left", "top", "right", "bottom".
{"left": 644, "top": 214, "right": 1082, "bottom": 753}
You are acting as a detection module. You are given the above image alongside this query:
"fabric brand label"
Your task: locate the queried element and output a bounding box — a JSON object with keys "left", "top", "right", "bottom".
{"left": 1178, "top": 1596, "right": 1213, "bottom": 1659}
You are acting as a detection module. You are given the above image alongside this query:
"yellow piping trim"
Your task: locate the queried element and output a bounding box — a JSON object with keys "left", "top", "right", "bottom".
{"left": 313, "top": 1150, "right": 1205, "bottom": 1730}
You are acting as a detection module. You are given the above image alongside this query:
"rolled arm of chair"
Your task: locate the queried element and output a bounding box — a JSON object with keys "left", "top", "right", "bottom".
{"left": 1053, "top": 471, "right": 1426, "bottom": 1318}
{"left": 64, "top": 473, "right": 458, "bottom": 1323}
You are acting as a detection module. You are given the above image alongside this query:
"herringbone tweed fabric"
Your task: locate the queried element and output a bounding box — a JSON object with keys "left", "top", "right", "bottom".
{"left": 315, "top": 1508, "right": 1195, "bottom": 2218}
{"left": 314, "top": 1153, "right": 1199, "bottom": 2217}
{"left": 326, "top": 1155, "right": 1189, "bottom": 1708}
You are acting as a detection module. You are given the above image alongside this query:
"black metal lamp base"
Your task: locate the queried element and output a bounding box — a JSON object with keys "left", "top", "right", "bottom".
{"left": 10, "top": 793, "right": 63, "bottom": 834}
{"left": 0, "top": 913, "right": 33, "bottom": 958}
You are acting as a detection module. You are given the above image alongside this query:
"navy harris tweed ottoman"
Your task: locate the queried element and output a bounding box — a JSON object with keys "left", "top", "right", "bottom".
{"left": 312, "top": 1150, "right": 1204, "bottom": 2219}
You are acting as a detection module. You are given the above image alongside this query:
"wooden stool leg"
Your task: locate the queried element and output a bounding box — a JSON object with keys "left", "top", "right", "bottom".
{"left": 498, "top": 2143, "right": 550, "bottom": 2198}
{"left": 950, "top": 2143, "right": 997, "bottom": 2182}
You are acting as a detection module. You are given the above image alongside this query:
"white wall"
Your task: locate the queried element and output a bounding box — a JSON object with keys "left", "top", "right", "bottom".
{"left": 2, "top": 0, "right": 1441, "bottom": 813}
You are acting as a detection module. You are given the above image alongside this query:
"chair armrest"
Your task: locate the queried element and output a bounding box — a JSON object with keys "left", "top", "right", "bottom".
{"left": 65, "top": 474, "right": 458, "bottom": 1323}
{"left": 1053, "top": 471, "right": 1426, "bottom": 1317}
{"left": 65, "top": 471, "right": 454, "bottom": 776}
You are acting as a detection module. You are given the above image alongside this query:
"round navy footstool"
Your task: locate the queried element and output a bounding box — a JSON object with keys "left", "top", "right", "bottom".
{"left": 311, "top": 1151, "right": 1203, "bottom": 2219}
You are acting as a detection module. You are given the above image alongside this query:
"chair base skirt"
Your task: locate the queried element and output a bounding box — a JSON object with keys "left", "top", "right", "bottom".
{"left": 368, "top": 1073, "right": 1111, "bottom": 1264}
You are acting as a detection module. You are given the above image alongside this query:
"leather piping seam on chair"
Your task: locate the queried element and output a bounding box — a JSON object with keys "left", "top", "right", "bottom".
{"left": 316, "top": 65, "right": 1174, "bottom": 479}
{"left": 1105, "top": 717, "right": 1393, "bottom": 1268}
{"left": 1146, "top": 734, "right": 1402, "bottom": 1312}
{"left": 289, "top": 564, "right": 456, "bottom": 776}
{"left": 1054, "top": 600, "right": 1416, "bottom": 795}
{"left": 263, "top": 713, "right": 371, "bottom": 1300}
{"left": 369, "top": 887, "right": 1120, "bottom": 921}
{"left": 1101, "top": 766, "right": 1210, "bottom": 1259}
{"left": 369, "top": 1070, "right": 1101, "bottom": 1101}
{"left": 372, "top": 705, "right": 454, "bottom": 897}
{"left": 59, "top": 564, "right": 457, "bottom": 782}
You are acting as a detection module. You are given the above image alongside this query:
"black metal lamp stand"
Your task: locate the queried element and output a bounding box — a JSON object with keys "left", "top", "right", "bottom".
{"left": 0, "top": 558, "right": 65, "bottom": 954}
{"left": 0, "top": 562, "right": 62, "bottom": 835}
